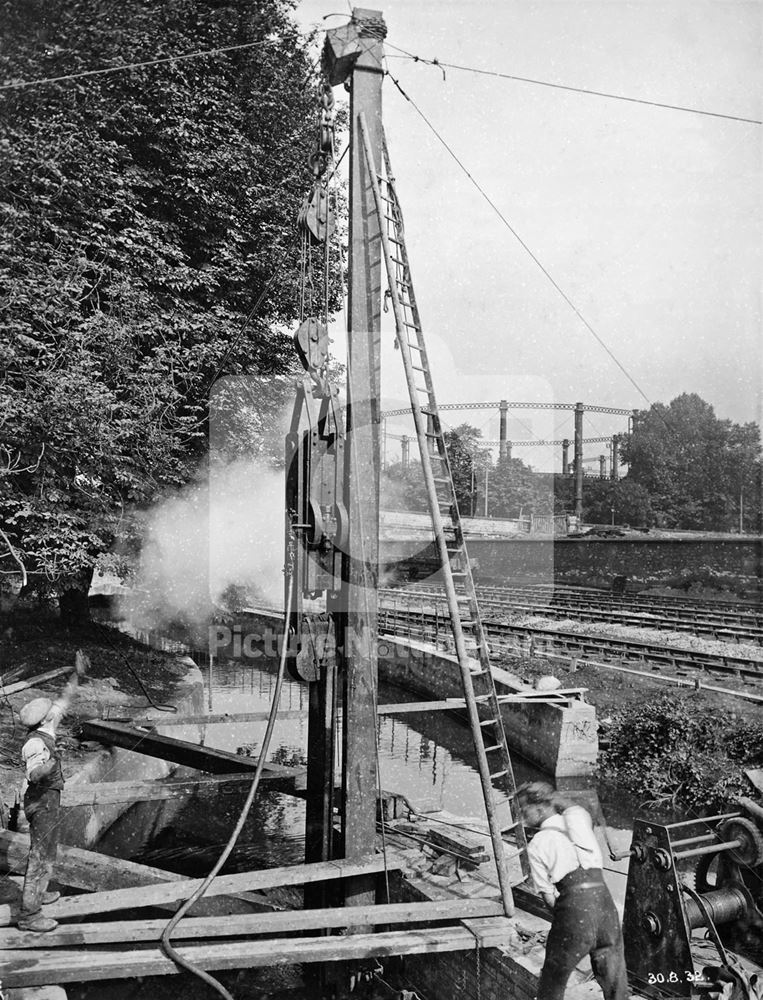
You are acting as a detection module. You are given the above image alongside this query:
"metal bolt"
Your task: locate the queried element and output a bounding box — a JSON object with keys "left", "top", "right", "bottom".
{"left": 641, "top": 912, "right": 662, "bottom": 936}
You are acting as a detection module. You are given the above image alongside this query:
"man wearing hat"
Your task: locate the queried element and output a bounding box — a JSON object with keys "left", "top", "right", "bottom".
{"left": 17, "top": 650, "right": 87, "bottom": 932}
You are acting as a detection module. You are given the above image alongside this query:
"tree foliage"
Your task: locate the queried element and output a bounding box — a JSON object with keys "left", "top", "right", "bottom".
{"left": 601, "top": 694, "right": 763, "bottom": 811}
{"left": 0, "top": 0, "right": 324, "bottom": 599}
{"left": 443, "top": 424, "right": 491, "bottom": 516}
{"left": 381, "top": 424, "right": 557, "bottom": 519}
{"left": 623, "top": 394, "right": 762, "bottom": 531}
{"left": 582, "top": 478, "right": 653, "bottom": 527}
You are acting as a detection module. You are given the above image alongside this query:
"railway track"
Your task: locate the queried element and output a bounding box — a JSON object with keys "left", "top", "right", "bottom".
{"left": 377, "top": 602, "right": 763, "bottom": 686}
{"left": 381, "top": 585, "right": 763, "bottom": 645}
{"left": 478, "top": 583, "right": 762, "bottom": 623}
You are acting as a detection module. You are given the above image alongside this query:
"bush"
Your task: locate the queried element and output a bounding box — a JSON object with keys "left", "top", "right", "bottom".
{"left": 600, "top": 695, "right": 763, "bottom": 811}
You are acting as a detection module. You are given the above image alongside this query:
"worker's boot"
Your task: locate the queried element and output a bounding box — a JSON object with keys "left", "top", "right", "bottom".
{"left": 41, "top": 890, "right": 61, "bottom": 905}
{"left": 18, "top": 915, "right": 58, "bottom": 933}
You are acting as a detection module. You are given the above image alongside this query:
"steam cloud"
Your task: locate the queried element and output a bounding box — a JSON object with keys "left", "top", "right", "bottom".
{"left": 124, "top": 459, "right": 285, "bottom": 629}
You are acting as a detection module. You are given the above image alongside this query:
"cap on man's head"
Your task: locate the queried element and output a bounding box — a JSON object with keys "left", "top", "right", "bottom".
{"left": 19, "top": 697, "right": 53, "bottom": 729}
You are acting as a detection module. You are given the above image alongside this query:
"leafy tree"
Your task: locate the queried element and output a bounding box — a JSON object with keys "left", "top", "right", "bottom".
{"left": 443, "top": 424, "right": 491, "bottom": 516}
{"left": 583, "top": 478, "right": 653, "bottom": 527}
{"left": 381, "top": 459, "right": 427, "bottom": 513}
{"left": 0, "top": 0, "right": 326, "bottom": 612}
{"left": 490, "top": 458, "right": 551, "bottom": 519}
{"left": 623, "top": 394, "right": 762, "bottom": 531}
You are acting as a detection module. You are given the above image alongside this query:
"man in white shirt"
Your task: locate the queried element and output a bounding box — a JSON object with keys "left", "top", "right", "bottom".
{"left": 17, "top": 651, "right": 87, "bottom": 932}
{"left": 517, "top": 781, "right": 628, "bottom": 1000}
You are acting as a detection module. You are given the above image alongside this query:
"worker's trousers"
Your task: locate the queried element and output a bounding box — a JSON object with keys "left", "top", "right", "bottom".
{"left": 537, "top": 867, "right": 629, "bottom": 1000}
{"left": 20, "top": 788, "right": 61, "bottom": 919}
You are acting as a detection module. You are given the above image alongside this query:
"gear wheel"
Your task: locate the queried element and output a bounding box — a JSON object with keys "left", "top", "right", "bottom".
{"left": 720, "top": 818, "right": 763, "bottom": 868}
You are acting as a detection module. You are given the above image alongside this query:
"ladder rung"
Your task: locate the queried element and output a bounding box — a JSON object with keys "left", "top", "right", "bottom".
{"left": 499, "top": 848, "right": 528, "bottom": 863}
{"left": 411, "top": 364, "right": 428, "bottom": 373}
{"left": 501, "top": 821, "right": 520, "bottom": 833}
{"left": 490, "top": 770, "right": 509, "bottom": 780}
{"left": 479, "top": 718, "right": 498, "bottom": 727}
{"left": 484, "top": 744, "right": 502, "bottom": 753}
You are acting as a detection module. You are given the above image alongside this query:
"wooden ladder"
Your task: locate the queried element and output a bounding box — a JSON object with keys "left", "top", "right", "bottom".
{"left": 359, "top": 116, "right": 530, "bottom": 915}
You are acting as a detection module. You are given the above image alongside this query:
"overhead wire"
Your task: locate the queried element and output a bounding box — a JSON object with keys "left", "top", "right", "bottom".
{"left": 0, "top": 39, "right": 279, "bottom": 92}
{"left": 385, "top": 71, "right": 656, "bottom": 415}
{"left": 384, "top": 43, "right": 762, "bottom": 126}
{"left": 159, "top": 545, "right": 297, "bottom": 999}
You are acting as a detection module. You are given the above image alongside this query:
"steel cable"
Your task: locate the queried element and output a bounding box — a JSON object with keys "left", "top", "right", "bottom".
{"left": 158, "top": 544, "right": 296, "bottom": 999}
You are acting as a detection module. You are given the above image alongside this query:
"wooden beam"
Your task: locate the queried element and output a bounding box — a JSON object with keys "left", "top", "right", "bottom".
{"left": 0, "top": 919, "right": 513, "bottom": 986}
{"left": 130, "top": 689, "right": 587, "bottom": 729}
{"left": 79, "top": 720, "right": 303, "bottom": 781}
{"left": 0, "top": 830, "right": 185, "bottom": 894}
{"left": 5, "top": 856, "right": 396, "bottom": 922}
{"left": 0, "top": 831, "right": 270, "bottom": 919}
{"left": 0, "top": 898, "right": 504, "bottom": 949}
{"left": 0, "top": 666, "right": 71, "bottom": 697}
{"left": 62, "top": 772, "right": 281, "bottom": 807}
{"left": 339, "top": 8, "right": 386, "bottom": 917}
{"left": 133, "top": 709, "right": 308, "bottom": 727}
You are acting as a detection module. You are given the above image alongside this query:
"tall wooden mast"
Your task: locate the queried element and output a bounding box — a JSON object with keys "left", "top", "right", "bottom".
{"left": 323, "top": 8, "right": 386, "bottom": 911}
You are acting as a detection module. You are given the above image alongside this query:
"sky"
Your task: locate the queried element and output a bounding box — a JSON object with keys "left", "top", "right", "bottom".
{"left": 294, "top": 0, "right": 761, "bottom": 471}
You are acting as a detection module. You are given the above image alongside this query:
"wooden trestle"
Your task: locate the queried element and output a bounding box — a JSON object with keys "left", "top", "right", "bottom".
{"left": 0, "top": 916, "right": 513, "bottom": 988}
{"left": 0, "top": 841, "right": 515, "bottom": 989}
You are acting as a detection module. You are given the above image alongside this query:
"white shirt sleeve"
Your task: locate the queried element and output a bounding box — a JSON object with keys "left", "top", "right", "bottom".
{"left": 22, "top": 736, "right": 50, "bottom": 780}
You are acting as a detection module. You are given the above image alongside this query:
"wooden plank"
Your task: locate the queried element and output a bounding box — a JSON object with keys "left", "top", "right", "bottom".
{"left": 0, "top": 830, "right": 186, "bottom": 894}
{"left": 428, "top": 827, "right": 490, "bottom": 861}
{"left": 0, "top": 898, "right": 504, "bottom": 949}
{"left": 25, "top": 856, "right": 397, "bottom": 921}
{"left": 0, "top": 919, "right": 513, "bottom": 986}
{"left": 133, "top": 709, "right": 307, "bottom": 727}
{"left": 0, "top": 666, "right": 71, "bottom": 697}
{"left": 62, "top": 772, "right": 282, "bottom": 807}
{"left": 534, "top": 652, "right": 763, "bottom": 704}
{"left": 0, "top": 831, "right": 269, "bottom": 919}
{"left": 136, "top": 691, "right": 585, "bottom": 729}
{"left": 79, "top": 720, "right": 304, "bottom": 779}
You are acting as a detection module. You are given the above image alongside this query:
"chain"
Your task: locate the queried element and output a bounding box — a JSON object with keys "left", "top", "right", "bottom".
{"left": 297, "top": 78, "right": 336, "bottom": 328}
{"left": 476, "top": 942, "right": 482, "bottom": 1000}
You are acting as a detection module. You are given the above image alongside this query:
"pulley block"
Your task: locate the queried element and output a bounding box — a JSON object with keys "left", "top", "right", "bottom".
{"left": 298, "top": 182, "right": 332, "bottom": 243}
{"left": 294, "top": 318, "right": 329, "bottom": 375}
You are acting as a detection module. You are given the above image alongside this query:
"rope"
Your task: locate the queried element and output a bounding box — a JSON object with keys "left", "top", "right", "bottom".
{"left": 158, "top": 541, "right": 297, "bottom": 999}
{"left": 384, "top": 44, "right": 762, "bottom": 126}
{"left": 0, "top": 39, "right": 276, "bottom": 92}
{"left": 91, "top": 621, "right": 176, "bottom": 714}
{"left": 384, "top": 73, "right": 687, "bottom": 449}
{"left": 385, "top": 72, "right": 655, "bottom": 413}
{"left": 355, "top": 15, "right": 387, "bottom": 41}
